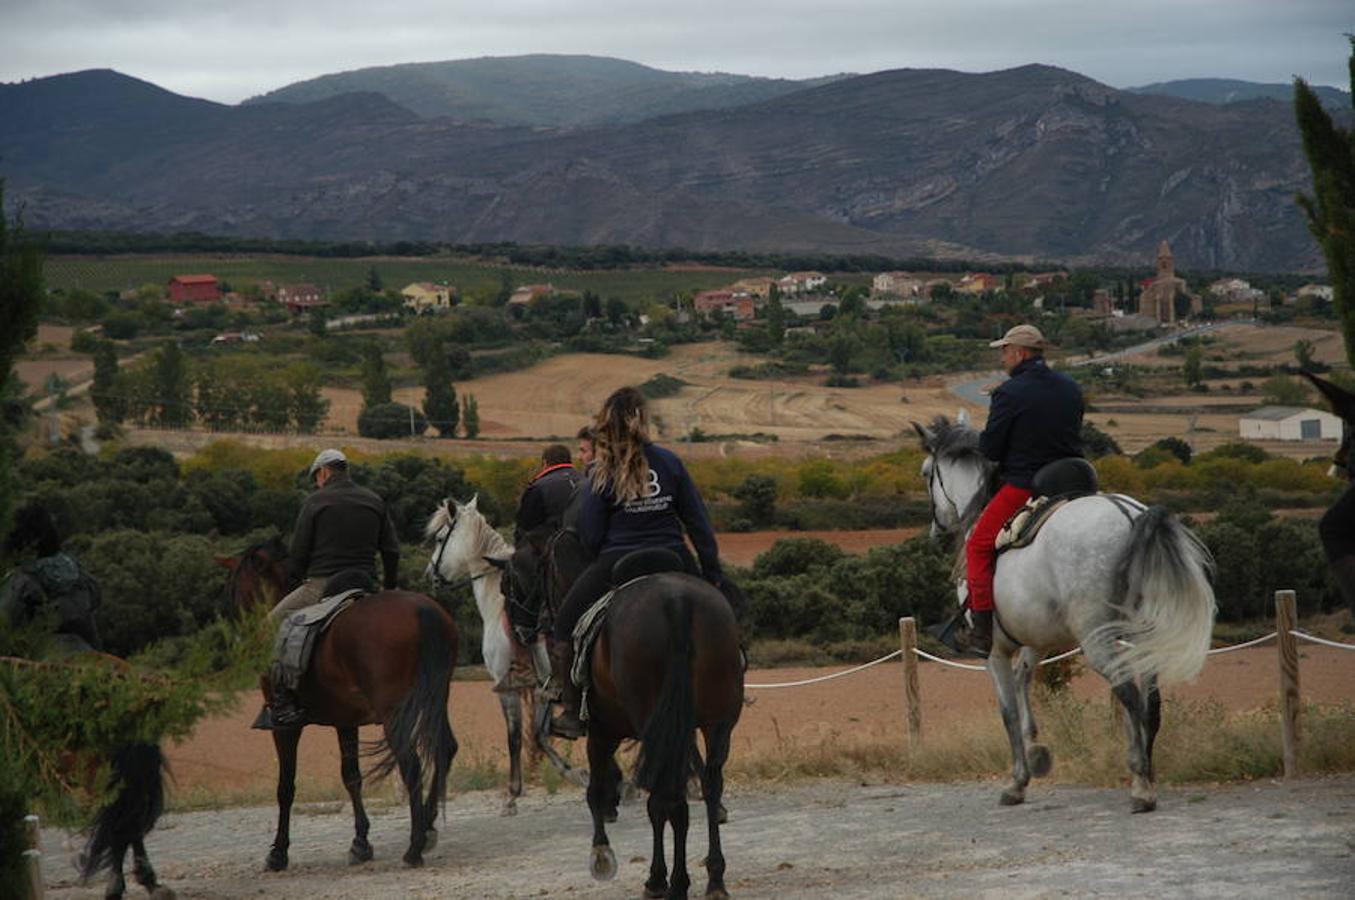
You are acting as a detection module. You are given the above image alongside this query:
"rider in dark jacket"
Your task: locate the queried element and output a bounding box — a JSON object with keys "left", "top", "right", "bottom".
{"left": 548, "top": 387, "right": 723, "bottom": 738}
{"left": 966, "top": 324, "right": 1083, "bottom": 654}
{"left": 0, "top": 501, "right": 103, "bottom": 656}
{"left": 506, "top": 444, "right": 581, "bottom": 647}
{"left": 514, "top": 444, "right": 579, "bottom": 544}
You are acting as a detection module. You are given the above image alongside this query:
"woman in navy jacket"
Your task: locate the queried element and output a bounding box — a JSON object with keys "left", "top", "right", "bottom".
{"left": 547, "top": 386, "right": 723, "bottom": 737}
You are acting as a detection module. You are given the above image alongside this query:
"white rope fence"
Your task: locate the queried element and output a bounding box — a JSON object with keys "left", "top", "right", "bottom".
{"left": 745, "top": 589, "right": 1353, "bottom": 767}
{"left": 748, "top": 627, "right": 1355, "bottom": 688}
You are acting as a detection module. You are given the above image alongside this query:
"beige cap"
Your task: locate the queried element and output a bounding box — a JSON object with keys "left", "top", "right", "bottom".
{"left": 988, "top": 324, "right": 1047, "bottom": 349}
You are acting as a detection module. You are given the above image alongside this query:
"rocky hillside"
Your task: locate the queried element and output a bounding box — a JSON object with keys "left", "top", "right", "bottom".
{"left": 0, "top": 65, "right": 1326, "bottom": 271}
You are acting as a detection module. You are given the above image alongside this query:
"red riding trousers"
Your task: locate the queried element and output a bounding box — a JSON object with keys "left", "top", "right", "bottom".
{"left": 965, "top": 483, "right": 1033, "bottom": 613}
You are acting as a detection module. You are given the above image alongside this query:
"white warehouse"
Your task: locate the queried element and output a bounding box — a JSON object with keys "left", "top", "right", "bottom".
{"left": 1238, "top": 406, "right": 1343, "bottom": 441}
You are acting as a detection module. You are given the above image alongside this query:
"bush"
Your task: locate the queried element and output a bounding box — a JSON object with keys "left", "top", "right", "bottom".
{"left": 733, "top": 474, "right": 777, "bottom": 527}
{"left": 1082, "top": 421, "right": 1122, "bottom": 458}
{"left": 751, "top": 538, "right": 845, "bottom": 578}
{"left": 77, "top": 530, "right": 227, "bottom": 657}
{"left": 639, "top": 373, "right": 688, "bottom": 399}
{"left": 358, "top": 402, "right": 428, "bottom": 439}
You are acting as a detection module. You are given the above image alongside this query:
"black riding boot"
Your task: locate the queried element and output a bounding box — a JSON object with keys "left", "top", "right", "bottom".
{"left": 549, "top": 642, "right": 584, "bottom": 739}
{"left": 271, "top": 685, "right": 307, "bottom": 728}
{"left": 966, "top": 609, "right": 994, "bottom": 657}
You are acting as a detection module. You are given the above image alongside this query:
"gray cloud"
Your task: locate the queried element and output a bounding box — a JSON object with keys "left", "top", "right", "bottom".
{"left": 0, "top": 0, "right": 1349, "bottom": 103}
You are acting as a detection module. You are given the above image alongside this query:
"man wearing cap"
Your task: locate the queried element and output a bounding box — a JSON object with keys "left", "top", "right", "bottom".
{"left": 262, "top": 448, "right": 401, "bottom": 726}
{"left": 965, "top": 324, "right": 1084, "bottom": 655}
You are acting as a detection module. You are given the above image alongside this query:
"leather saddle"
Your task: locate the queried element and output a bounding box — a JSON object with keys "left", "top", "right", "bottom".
{"left": 995, "top": 458, "right": 1099, "bottom": 554}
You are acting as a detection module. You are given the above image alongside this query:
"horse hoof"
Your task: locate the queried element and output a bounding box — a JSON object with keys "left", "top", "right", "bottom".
{"left": 999, "top": 789, "right": 1025, "bottom": 807}
{"left": 1028, "top": 744, "right": 1053, "bottom": 778}
{"left": 644, "top": 883, "right": 668, "bottom": 899}
{"left": 705, "top": 888, "right": 730, "bottom": 900}
{"left": 265, "top": 848, "right": 288, "bottom": 872}
{"left": 501, "top": 798, "right": 518, "bottom": 817}
{"left": 1131, "top": 797, "right": 1157, "bottom": 814}
{"left": 590, "top": 845, "right": 617, "bottom": 882}
{"left": 150, "top": 888, "right": 177, "bottom": 900}
{"left": 403, "top": 851, "right": 425, "bottom": 868}
{"left": 423, "top": 828, "right": 439, "bottom": 853}
{"left": 348, "top": 840, "right": 373, "bottom": 865}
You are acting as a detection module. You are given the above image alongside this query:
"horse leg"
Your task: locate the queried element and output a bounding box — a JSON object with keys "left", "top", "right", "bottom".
{"left": 986, "top": 649, "right": 1030, "bottom": 806}
{"left": 420, "top": 720, "right": 457, "bottom": 855}
{"left": 605, "top": 757, "right": 623, "bottom": 823}
{"left": 397, "top": 749, "right": 427, "bottom": 867}
{"left": 266, "top": 725, "right": 302, "bottom": 871}
{"left": 499, "top": 691, "right": 524, "bottom": 816}
{"left": 102, "top": 844, "right": 128, "bottom": 900}
{"left": 701, "top": 723, "right": 733, "bottom": 899}
{"left": 1109, "top": 679, "right": 1155, "bottom": 812}
{"left": 666, "top": 791, "right": 691, "bottom": 900}
{"left": 1014, "top": 646, "right": 1052, "bottom": 778}
{"left": 586, "top": 733, "right": 621, "bottom": 882}
{"left": 337, "top": 727, "right": 373, "bottom": 864}
{"left": 644, "top": 791, "right": 671, "bottom": 898}
{"left": 131, "top": 838, "right": 175, "bottom": 899}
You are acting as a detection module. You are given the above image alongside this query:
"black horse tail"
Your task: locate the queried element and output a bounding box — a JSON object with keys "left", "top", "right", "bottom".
{"left": 80, "top": 742, "right": 166, "bottom": 881}
{"left": 635, "top": 591, "right": 695, "bottom": 799}
{"left": 367, "top": 604, "right": 457, "bottom": 814}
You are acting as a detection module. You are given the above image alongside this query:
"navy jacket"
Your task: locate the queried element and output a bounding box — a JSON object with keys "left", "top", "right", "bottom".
{"left": 979, "top": 357, "right": 1085, "bottom": 489}
{"left": 577, "top": 443, "right": 722, "bottom": 583}
{"left": 514, "top": 463, "right": 580, "bottom": 541}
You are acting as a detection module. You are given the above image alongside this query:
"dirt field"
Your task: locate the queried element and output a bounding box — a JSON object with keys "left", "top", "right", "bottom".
{"left": 38, "top": 642, "right": 1355, "bottom": 898}
{"left": 317, "top": 342, "right": 979, "bottom": 443}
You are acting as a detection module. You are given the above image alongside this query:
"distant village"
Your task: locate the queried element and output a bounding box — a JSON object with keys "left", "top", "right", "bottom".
{"left": 155, "top": 240, "right": 1332, "bottom": 348}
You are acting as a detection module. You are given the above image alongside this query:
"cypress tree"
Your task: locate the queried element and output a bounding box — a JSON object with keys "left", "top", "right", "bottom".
{"left": 462, "top": 394, "right": 480, "bottom": 438}
{"left": 422, "top": 348, "right": 459, "bottom": 438}
{"left": 1295, "top": 37, "right": 1355, "bottom": 366}
{"left": 360, "top": 341, "right": 392, "bottom": 407}
{"left": 0, "top": 181, "right": 45, "bottom": 533}
{"left": 152, "top": 341, "right": 191, "bottom": 427}
{"left": 91, "top": 340, "right": 126, "bottom": 425}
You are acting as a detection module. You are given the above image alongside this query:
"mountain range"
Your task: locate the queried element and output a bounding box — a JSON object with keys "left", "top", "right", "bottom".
{"left": 0, "top": 56, "right": 1342, "bottom": 272}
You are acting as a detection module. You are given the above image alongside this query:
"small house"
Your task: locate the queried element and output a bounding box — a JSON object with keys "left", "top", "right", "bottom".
{"left": 1238, "top": 406, "right": 1342, "bottom": 442}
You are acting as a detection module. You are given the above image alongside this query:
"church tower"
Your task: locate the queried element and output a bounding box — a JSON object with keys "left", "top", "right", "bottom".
{"left": 1156, "top": 240, "right": 1175, "bottom": 280}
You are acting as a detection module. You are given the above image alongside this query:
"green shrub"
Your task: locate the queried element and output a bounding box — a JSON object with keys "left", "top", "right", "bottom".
{"left": 358, "top": 402, "right": 428, "bottom": 439}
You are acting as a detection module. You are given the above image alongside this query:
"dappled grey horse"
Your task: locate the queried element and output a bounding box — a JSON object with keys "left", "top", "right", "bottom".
{"left": 915, "top": 416, "right": 1216, "bottom": 811}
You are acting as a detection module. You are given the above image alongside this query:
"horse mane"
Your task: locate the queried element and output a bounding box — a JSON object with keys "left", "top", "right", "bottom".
{"left": 424, "top": 502, "right": 454, "bottom": 541}
{"left": 925, "top": 415, "right": 983, "bottom": 462}
{"left": 426, "top": 499, "right": 511, "bottom": 560}
{"left": 223, "top": 535, "right": 288, "bottom": 611}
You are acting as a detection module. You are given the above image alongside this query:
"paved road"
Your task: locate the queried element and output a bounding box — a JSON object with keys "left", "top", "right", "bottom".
{"left": 42, "top": 775, "right": 1355, "bottom": 898}
{"left": 948, "top": 320, "right": 1251, "bottom": 408}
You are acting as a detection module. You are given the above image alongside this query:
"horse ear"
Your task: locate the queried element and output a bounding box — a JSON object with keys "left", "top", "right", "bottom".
{"left": 1302, "top": 371, "right": 1355, "bottom": 420}
{"left": 911, "top": 421, "right": 932, "bottom": 448}
{"left": 213, "top": 555, "right": 238, "bottom": 570}
{"left": 468, "top": 493, "right": 479, "bottom": 510}
{"left": 956, "top": 408, "right": 970, "bottom": 427}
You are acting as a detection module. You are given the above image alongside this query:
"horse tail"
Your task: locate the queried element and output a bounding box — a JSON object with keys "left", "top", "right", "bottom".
{"left": 1104, "top": 505, "right": 1216, "bottom": 685}
{"left": 367, "top": 604, "right": 457, "bottom": 814}
{"left": 634, "top": 590, "right": 695, "bottom": 799}
{"left": 80, "top": 742, "right": 166, "bottom": 880}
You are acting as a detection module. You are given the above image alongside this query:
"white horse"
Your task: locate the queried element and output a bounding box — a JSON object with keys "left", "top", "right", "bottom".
{"left": 914, "top": 416, "right": 1216, "bottom": 812}
{"left": 425, "top": 495, "right": 585, "bottom": 814}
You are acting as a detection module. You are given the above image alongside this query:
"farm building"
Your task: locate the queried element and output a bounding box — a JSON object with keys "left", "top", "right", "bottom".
{"left": 167, "top": 274, "right": 221, "bottom": 304}
{"left": 1238, "top": 406, "right": 1342, "bottom": 442}
{"left": 402, "top": 282, "right": 454, "bottom": 313}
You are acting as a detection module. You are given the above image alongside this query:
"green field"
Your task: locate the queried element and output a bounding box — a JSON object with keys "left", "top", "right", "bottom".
{"left": 44, "top": 254, "right": 773, "bottom": 306}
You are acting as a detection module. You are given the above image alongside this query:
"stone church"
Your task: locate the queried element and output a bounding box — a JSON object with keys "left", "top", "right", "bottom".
{"left": 1137, "top": 241, "right": 1185, "bottom": 323}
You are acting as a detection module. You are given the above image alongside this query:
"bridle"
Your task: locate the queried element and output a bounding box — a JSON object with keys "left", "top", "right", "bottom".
{"left": 427, "top": 507, "right": 496, "bottom": 594}
{"left": 926, "top": 454, "right": 964, "bottom": 536}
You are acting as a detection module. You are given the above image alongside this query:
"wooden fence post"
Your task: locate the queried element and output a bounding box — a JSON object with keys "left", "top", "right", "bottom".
{"left": 898, "top": 617, "right": 922, "bottom": 746}
{"left": 23, "top": 813, "right": 44, "bottom": 900}
{"left": 1275, "top": 589, "right": 1301, "bottom": 778}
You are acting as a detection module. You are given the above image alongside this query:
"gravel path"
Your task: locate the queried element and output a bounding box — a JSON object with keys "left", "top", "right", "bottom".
{"left": 41, "top": 774, "right": 1355, "bottom": 898}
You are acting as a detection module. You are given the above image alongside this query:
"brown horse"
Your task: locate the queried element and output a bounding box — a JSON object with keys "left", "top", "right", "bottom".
{"left": 581, "top": 570, "right": 743, "bottom": 900}
{"left": 222, "top": 544, "right": 458, "bottom": 871}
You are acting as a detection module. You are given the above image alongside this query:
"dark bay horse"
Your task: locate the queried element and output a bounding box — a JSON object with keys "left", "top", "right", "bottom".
{"left": 582, "top": 572, "right": 743, "bottom": 899}
{"left": 222, "top": 544, "right": 458, "bottom": 870}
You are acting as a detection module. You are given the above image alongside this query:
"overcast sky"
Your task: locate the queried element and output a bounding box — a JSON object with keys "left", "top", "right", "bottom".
{"left": 1, "top": 0, "right": 1349, "bottom": 104}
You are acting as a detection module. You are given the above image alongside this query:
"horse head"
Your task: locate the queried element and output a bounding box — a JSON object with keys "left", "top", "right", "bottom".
{"left": 222, "top": 535, "right": 289, "bottom": 614}
{"left": 912, "top": 415, "right": 993, "bottom": 540}
{"left": 426, "top": 493, "right": 503, "bottom": 588}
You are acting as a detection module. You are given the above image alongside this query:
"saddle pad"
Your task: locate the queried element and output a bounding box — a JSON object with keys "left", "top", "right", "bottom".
{"left": 569, "top": 574, "right": 650, "bottom": 721}
{"left": 274, "top": 589, "right": 365, "bottom": 683}
{"left": 994, "top": 496, "right": 1070, "bottom": 554}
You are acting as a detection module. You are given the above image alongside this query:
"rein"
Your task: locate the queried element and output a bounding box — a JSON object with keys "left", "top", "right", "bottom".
{"left": 427, "top": 515, "right": 504, "bottom": 595}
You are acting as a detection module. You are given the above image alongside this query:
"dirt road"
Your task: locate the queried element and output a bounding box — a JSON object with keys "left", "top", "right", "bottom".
{"left": 41, "top": 775, "right": 1355, "bottom": 897}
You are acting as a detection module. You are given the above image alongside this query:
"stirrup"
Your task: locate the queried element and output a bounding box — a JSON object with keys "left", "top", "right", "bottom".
{"left": 551, "top": 709, "right": 585, "bottom": 740}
